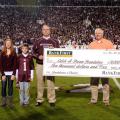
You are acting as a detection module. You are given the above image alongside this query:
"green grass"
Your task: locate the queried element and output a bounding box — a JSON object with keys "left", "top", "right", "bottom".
{"left": 0, "top": 76, "right": 120, "bottom": 120}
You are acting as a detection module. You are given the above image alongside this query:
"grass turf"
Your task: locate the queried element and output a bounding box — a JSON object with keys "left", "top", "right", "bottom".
{"left": 0, "top": 77, "right": 120, "bottom": 120}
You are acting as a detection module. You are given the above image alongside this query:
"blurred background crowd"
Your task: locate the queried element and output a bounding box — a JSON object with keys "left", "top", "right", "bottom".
{"left": 0, "top": 0, "right": 120, "bottom": 51}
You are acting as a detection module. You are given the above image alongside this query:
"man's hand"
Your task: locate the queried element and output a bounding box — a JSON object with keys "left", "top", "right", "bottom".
{"left": 39, "top": 55, "right": 43, "bottom": 60}
{"left": 49, "top": 46, "right": 54, "bottom": 49}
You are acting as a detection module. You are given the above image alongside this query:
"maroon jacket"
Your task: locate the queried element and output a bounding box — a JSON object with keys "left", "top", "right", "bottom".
{"left": 17, "top": 54, "right": 34, "bottom": 82}
{"left": 33, "top": 37, "right": 59, "bottom": 64}
{"left": 0, "top": 52, "right": 17, "bottom": 76}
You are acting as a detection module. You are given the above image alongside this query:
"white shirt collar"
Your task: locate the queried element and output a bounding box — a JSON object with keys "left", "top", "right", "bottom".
{"left": 43, "top": 36, "right": 50, "bottom": 40}
{"left": 22, "top": 53, "right": 28, "bottom": 57}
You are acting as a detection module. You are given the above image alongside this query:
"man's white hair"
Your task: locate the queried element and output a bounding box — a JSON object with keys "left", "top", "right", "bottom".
{"left": 95, "top": 28, "right": 104, "bottom": 34}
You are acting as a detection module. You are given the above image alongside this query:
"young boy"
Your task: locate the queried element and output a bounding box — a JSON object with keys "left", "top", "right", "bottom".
{"left": 16, "top": 44, "right": 34, "bottom": 106}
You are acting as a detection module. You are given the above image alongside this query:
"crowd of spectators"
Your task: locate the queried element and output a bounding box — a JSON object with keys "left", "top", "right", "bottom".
{"left": 1, "top": 0, "right": 120, "bottom": 6}
{"left": 0, "top": 0, "right": 17, "bottom": 5}
{"left": 0, "top": 5, "right": 120, "bottom": 48}
{"left": 38, "top": 0, "right": 120, "bottom": 6}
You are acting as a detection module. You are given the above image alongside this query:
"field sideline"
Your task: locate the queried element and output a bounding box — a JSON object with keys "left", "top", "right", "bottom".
{"left": 0, "top": 76, "right": 120, "bottom": 120}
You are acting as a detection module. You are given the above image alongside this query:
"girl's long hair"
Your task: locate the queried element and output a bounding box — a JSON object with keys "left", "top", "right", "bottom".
{"left": 2, "top": 38, "right": 15, "bottom": 56}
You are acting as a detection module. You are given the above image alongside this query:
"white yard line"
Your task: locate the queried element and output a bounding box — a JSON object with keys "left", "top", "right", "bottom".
{"left": 112, "top": 78, "right": 120, "bottom": 90}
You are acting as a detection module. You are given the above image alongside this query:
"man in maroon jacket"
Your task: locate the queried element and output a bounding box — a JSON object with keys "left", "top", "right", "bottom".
{"left": 33, "top": 24, "right": 59, "bottom": 107}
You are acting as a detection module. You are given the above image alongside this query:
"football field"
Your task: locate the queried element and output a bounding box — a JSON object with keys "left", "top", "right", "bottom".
{"left": 0, "top": 76, "right": 120, "bottom": 120}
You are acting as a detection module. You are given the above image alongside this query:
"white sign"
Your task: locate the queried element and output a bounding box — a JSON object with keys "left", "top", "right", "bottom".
{"left": 43, "top": 48, "right": 120, "bottom": 78}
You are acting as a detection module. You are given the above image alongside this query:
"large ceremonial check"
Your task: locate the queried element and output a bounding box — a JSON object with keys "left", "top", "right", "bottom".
{"left": 43, "top": 48, "right": 120, "bottom": 78}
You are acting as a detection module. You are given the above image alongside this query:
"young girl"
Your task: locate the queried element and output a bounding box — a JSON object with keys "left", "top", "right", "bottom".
{"left": 0, "top": 38, "right": 17, "bottom": 108}
{"left": 16, "top": 44, "right": 34, "bottom": 106}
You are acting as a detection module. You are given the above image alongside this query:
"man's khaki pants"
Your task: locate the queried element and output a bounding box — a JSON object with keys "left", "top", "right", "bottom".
{"left": 90, "top": 77, "right": 109, "bottom": 104}
{"left": 36, "top": 64, "right": 56, "bottom": 103}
